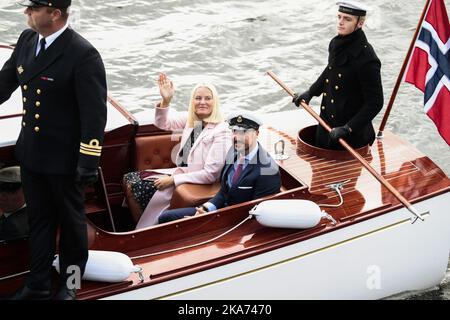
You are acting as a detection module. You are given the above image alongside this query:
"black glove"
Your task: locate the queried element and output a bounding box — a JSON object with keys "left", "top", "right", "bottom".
{"left": 75, "top": 166, "right": 98, "bottom": 186}
{"left": 292, "top": 90, "right": 312, "bottom": 107}
{"left": 329, "top": 124, "right": 351, "bottom": 143}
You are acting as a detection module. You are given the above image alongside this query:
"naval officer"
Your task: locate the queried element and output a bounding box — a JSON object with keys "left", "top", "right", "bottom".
{"left": 293, "top": 1, "right": 384, "bottom": 150}
{"left": 0, "top": 0, "right": 107, "bottom": 300}
{"left": 158, "top": 112, "right": 281, "bottom": 223}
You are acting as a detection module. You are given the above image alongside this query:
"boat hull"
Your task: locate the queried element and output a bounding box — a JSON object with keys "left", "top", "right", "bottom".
{"left": 103, "top": 192, "right": 450, "bottom": 300}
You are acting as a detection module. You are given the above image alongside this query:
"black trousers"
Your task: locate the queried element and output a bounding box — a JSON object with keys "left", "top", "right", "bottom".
{"left": 158, "top": 207, "right": 197, "bottom": 224}
{"left": 20, "top": 167, "right": 88, "bottom": 291}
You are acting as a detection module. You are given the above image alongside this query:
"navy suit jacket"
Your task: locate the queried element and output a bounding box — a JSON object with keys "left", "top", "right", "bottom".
{"left": 209, "top": 143, "right": 281, "bottom": 209}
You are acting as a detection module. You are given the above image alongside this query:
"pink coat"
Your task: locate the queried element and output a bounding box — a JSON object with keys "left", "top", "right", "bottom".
{"left": 135, "top": 105, "right": 231, "bottom": 229}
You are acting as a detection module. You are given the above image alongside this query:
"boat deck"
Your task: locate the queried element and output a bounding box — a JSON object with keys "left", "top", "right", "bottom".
{"left": 266, "top": 124, "right": 446, "bottom": 219}
{"left": 78, "top": 118, "right": 450, "bottom": 299}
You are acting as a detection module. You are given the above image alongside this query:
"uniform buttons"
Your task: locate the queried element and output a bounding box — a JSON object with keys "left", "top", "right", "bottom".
{"left": 321, "top": 106, "right": 325, "bottom": 110}
{"left": 331, "top": 115, "right": 335, "bottom": 119}
{"left": 34, "top": 127, "right": 40, "bottom": 133}
{"left": 323, "top": 93, "right": 327, "bottom": 97}
{"left": 338, "top": 74, "right": 342, "bottom": 78}
{"left": 35, "top": 101, "right": 41, "bottom": 107}
{"left": 328, "top": 66, "right": 332, "bottom": 70}
{"left": 37, "top": 89, "right": 41, "bottom": 95}
{"left": 23, "top": 110, "right": 26, "bottom": 115}
{"left": 35, "top": 114, "right": 40, "bottom": 120}
{"left": 22, "top": 122, "right": 26, "bottom": 127}
{"left": 326, "top": 79, "right": 329, "bottom": 83}
{"left": 335, "top": 86, "right": 339, "bottom": 90}
{"left": 331, "top": 99, "right": 335, "bottom": 104}
{"left": 23, "top": 85, "right": 28, "bottom": 91}
{"left": 23, "top": 97, "right": 27, "bottom": 103}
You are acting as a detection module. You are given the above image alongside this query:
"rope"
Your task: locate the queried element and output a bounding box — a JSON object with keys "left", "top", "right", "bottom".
{"left": 317, "top": 179, "right": 350, "bottom": 208}
{"left": 0, "top": 270, "right": 29, "bottom": 282}
{"left": 130, "top": 215, "right": 253, "bottom": 260}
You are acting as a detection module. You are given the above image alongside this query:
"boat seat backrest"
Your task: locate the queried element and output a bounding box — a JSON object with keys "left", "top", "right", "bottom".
{"left": 129, "top": 134, "right": 288, "bottom": 221}
{"left": 133, "top": 134, "right": 181, "bottom": 171}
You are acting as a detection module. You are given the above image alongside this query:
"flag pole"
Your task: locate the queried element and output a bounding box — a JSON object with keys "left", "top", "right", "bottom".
{"left": 267, "top": 71, "right": 427, "bottom": 223}
{"left": 377, "top": 0, "right": 432, "bottom": 138}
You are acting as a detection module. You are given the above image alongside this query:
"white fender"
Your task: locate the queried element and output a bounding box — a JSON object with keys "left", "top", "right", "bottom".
{"left": 53, "top": 250, "right": 141, "bottom": 283}
{"left": 250, "top": 200, "right": 328, "bottom": 229}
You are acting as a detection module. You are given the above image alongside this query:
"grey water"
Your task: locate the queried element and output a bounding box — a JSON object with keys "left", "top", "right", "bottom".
{"left": 0, "top": 0, "right": 449, "bottom": 299}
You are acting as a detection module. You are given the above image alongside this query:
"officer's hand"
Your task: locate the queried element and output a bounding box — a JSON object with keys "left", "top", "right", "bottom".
{"left": 292, "top": 90, "right": 312, "bottom": 107}
{"left": 75, "top": 167, "right": 98, "bottom": 186}
{"left": 194, "top": 206, "right": 207, "bottom": 216}
{"left": 329, "top": 124, "right": 352, "bottom": 143}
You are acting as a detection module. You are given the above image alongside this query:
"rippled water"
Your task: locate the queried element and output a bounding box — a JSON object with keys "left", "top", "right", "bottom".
{"left": 1, "top": 0, "right": 449, "bottom": 299}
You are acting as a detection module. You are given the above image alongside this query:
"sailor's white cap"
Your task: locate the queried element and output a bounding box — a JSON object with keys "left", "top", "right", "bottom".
{"left": 227, "top": 111, "right": 262, "bottom": 130}
{"left": 336, "top": 1, "right": 369, "bottom": 16}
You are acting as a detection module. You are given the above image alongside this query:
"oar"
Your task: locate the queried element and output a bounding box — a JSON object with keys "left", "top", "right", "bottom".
{"left": 267, "top": 71, "right": 427, "bottom": 223}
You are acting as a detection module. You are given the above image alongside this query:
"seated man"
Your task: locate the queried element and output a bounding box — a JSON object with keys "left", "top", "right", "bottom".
{"left": 159, "top": 112, "right": 281, "bottom": 223}
{"left": 0, "top": 166, "right": 29, "bottom": 241}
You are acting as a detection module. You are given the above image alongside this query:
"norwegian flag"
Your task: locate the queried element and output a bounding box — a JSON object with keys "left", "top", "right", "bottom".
{"left": 405, "top": 0, "right": 450, "bottom": 145}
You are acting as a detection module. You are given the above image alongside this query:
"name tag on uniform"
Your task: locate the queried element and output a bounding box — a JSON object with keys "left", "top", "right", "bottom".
{"left": 238, "top": 186, "right": 253, "bottom": 190}
{"left": 41, "top": 76, "right": 54, "bottom": 81}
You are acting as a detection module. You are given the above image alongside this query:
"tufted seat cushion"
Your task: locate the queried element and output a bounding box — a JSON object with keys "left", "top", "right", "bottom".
{"left": 134, "top": 134, "right": 181, "bottom": 171}
{"left": 126, "top": 134, "right": 221, "bottom": 222}
{"left": 170, "top": 182, "right": 221, "bottom": 209}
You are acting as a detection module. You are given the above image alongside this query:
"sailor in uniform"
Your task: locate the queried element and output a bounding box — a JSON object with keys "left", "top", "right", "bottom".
{"left": 158, "top": 112, "right": 281, "bottom": 223}
{"left": 0, "top": 0, "right": 107, "bottom": 300}
{"left": 293, "top": 1, "right": 384, "bottom": 150}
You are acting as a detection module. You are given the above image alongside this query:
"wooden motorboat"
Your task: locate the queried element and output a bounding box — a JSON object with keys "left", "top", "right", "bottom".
{"left": 1, "top": 44, "right": 449, "bottom": 300}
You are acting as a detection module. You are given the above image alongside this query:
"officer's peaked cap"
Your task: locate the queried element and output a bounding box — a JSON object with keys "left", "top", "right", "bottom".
{"left": 19, "top": 0, "right": 71, "bottom": 9}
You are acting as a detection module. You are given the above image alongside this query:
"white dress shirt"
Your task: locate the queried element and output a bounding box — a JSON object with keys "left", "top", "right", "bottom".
{"left": 35, "top": 22, "right": 69, "bottom": 56}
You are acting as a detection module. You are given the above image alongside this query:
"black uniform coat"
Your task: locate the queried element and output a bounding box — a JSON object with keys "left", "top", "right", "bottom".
{"left": 0, "top": 27, "right": 107, "bottom": 174}
{"left": 0, "top": 27, "right": 107, "bottom": 290}
{"left": 209, "top": 143, "right": 281, "bottom": 209}
{"left": 308, "top": 29, "right": 384, "bottom": 149}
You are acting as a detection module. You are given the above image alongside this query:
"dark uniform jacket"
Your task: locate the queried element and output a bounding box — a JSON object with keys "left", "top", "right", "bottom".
{"left": 0, "top": 28, "right": 107, "bottom": 174}
{"left": 308, "top": 29, "right": 384, "bottom": 149}
{"left": 0, "top": 207, "right": 29, "bottom": 241}
{"left": 209, "top": 144, "right": 281, "bottom": 209}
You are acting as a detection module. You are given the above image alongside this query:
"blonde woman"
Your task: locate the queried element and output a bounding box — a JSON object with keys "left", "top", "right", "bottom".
{"left": 125, "top": 73, "right": 231, "bottom": 229}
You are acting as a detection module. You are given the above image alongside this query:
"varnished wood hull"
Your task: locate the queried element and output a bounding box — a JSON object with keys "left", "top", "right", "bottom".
{"left": 98, "top": 193, "right": 449, "bottom": 300}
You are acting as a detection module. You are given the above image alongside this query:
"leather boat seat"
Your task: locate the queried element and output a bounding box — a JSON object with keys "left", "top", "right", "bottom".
{"left": 169, "top": 182, "right": 221, "bottom": 209}
{"left": 134, "top": 134, "right": 180, "bottom": 171}
{"left": 128, "top": 134, "right": 288, "bottom": 219}
{"left": 126, "top": 134, "right": 220, "bottom": 222}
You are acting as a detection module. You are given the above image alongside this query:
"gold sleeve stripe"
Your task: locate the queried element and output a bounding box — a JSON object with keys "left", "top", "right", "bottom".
{"left": 80, "top": 148, "right": 102, "bottom": 157}
{"left": 80, "top": 144, "right": 102, "bottom": 152}
{"left": 80, "top": 142, "right": 102, "bottom": 151}
{"left": 80, "top": 145, "right": 103, "bottom": 153}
